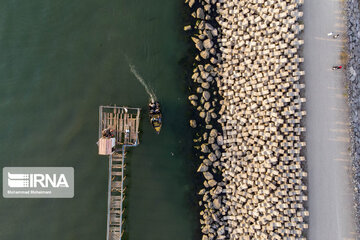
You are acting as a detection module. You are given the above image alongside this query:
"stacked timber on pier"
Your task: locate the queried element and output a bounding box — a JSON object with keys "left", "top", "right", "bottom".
{"left": 186, "top": 0, "right": 307, "bottom": 239}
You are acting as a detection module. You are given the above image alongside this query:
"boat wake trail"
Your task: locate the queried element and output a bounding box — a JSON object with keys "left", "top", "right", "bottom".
{"left": 129, "top": 64, "right": 157, "bottom": 102}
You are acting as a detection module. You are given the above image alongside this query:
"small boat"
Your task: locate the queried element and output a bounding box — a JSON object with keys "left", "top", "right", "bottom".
{"left": 148, "top": 101, "right": 162, "bottom": 134}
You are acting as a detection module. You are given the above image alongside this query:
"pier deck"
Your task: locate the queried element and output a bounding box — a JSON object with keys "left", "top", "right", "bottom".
{"left": 107, "top": 152, "right": 126, "bottom": 240}
{"left": 98, "top": 106, "right": 140, "bottom": 240}
{"left": 99, "top": 106, "right": 140, "bottom": 146}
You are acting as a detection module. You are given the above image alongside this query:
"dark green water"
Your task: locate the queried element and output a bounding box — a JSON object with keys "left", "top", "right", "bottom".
{"left": 0, "top": 1, "right": 197, "bottom": 239}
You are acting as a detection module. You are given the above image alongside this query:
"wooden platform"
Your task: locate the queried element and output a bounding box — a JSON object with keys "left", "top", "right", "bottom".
{"left": 99, "top": 106, "right": 140, "bottom": 147}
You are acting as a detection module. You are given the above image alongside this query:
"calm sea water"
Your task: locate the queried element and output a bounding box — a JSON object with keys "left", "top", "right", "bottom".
{"left": 0, "top": 1, "right": 197, "bottom": 239}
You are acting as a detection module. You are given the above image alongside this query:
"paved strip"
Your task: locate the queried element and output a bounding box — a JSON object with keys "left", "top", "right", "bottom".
{"left": 303, "top": 0, "right": 356, "bottom": 239}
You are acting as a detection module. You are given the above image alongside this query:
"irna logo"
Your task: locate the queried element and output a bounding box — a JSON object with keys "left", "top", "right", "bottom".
{"left": 8, "top": 173, "right": 69, "bottom": 188}
{"left": 3, "top": 167, "right": 74, "bottom": 198}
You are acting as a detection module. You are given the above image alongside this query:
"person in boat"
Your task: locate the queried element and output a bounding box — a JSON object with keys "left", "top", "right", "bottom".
{"left": 149, "top": 102, "right": 155, "bottom": 108}
{"left": 152, "top": 102, "right": 159, "bottom": 113}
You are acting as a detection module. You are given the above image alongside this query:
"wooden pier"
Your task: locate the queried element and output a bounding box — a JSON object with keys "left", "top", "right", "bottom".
{"left": 98, "top": 106, "right": 140, "bottom": 240}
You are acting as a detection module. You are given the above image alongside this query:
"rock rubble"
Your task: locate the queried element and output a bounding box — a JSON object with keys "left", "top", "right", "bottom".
{"left": 186, "top": 0, "right": 308, "bottom": 239}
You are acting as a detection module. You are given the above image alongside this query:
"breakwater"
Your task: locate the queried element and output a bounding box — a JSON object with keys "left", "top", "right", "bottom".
{"left": 186, "top": 0, "right": 308, "bottom": 239}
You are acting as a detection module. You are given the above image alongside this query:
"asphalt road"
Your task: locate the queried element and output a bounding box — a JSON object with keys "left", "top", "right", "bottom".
{"left": 303, "top": 0, "right": 356, "bottom": 239}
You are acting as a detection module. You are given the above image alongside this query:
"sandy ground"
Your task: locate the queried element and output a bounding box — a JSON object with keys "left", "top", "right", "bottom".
{"left": 303, "top": 0, "right": 357, "bottom": 239}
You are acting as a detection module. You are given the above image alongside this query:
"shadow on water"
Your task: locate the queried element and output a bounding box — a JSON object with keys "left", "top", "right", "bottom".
{"left": 179, "top": 2, "right": 203, "bottom": 240}
{"left": 179, "top": 1, "right": 225, "bottom": 239}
